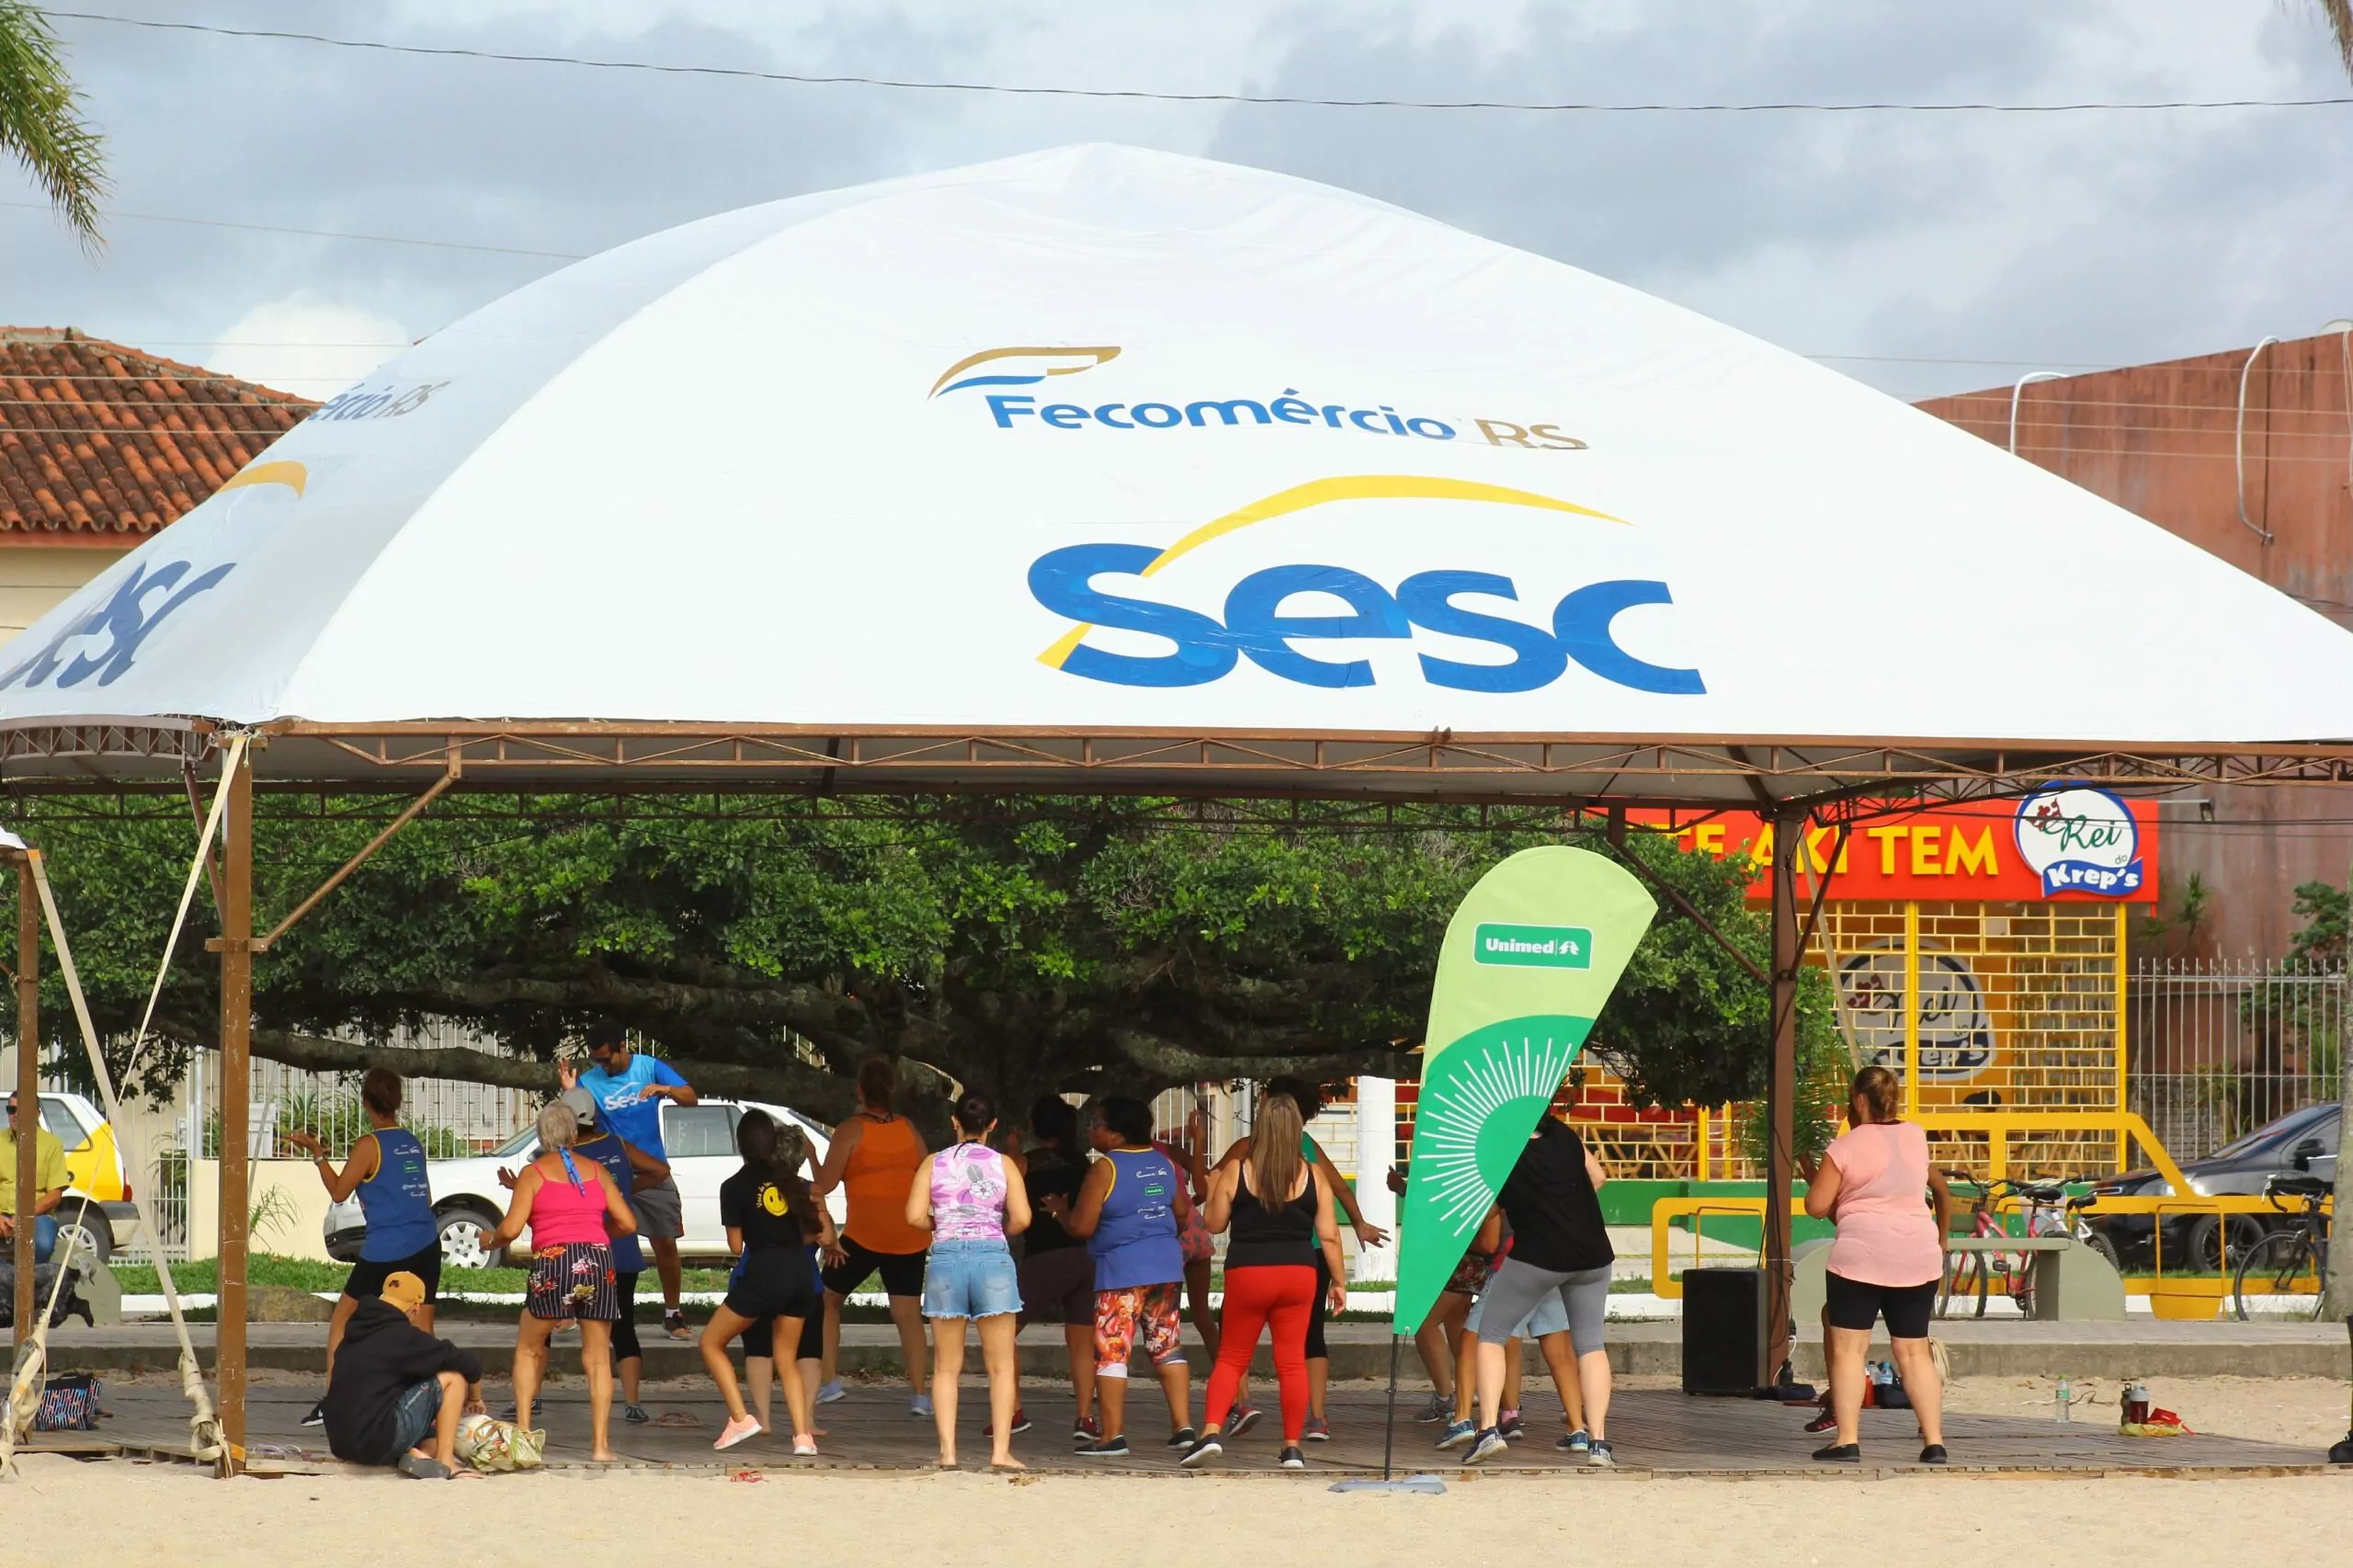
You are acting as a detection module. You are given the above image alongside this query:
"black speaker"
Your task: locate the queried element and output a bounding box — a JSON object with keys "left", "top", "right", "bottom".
{"left": 1682, "top": 1267, "right": 1767, "bottom": 1395}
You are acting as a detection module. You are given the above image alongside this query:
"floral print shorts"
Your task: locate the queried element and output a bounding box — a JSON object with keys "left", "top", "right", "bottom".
{"left": 527, "top": 1242, "right": 619, "bottom": 1321}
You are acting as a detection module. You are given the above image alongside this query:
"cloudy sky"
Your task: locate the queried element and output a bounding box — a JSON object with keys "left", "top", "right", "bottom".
{"left": 6, "top": 0, "right": 2352, "bottom": 403}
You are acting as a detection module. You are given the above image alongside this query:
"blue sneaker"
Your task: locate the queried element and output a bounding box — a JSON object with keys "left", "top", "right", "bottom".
{"left": 1555, "top": 1427, "right": 1591, "bottom": 1454}
{"left": 1464, "top": 1427, "right": 1508, "bottom": 1465}
{"left": 816, "top": 1379, "right": 847, "bottom": 1404}
{"left": 1435, "top": 1418, "right": 1475, "bottom": 1450}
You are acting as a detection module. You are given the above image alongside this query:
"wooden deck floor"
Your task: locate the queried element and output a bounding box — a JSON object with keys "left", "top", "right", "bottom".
{"left": 33, "top": 1381, "right": 2334, "bottom": 1480}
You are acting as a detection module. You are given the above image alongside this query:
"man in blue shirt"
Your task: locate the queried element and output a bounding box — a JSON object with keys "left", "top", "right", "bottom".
{"left": 562, "top": 1021, "right": 698, "bottom": 1339}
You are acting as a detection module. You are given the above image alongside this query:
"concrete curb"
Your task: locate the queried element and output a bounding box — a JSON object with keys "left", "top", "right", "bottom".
{"left": 53, "top": 1335, "right": 2351, "bottom": 1383}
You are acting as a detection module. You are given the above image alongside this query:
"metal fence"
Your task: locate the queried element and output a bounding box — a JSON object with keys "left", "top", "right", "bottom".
{"left": 2128, "top": 959, "right": 2346, "bottom": 1164}
{"left": 88, "top": 1021, "right": 544, "bottom": 1264}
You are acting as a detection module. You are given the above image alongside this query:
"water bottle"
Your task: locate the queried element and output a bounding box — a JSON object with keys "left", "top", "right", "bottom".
{"left": 2055, "top": 1375, "right": 2072, "bottom": 1424}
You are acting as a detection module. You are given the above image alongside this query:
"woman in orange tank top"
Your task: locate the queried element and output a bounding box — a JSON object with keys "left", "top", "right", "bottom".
{"left": 811, "top": 1057, "right": 933, "bottom": 1415}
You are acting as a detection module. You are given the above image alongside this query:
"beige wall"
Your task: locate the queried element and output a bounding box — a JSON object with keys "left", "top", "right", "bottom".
{"left": 186, "top": 1156, "right": 337, "bottom": 1264}
{"left": 0, "top": 545, "right": 128, "bottom": 642}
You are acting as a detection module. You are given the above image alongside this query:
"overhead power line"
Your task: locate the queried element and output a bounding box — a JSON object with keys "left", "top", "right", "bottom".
{"left": 0, "top": 197, "right": 581, "bottom": 259}
{"left": 51, "top": 11, "right": 2353, "bottom": 114}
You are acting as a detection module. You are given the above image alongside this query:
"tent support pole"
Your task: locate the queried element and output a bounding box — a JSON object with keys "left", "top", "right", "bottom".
{"left": 214, "top": 747, "right": 254, "bottom": 1475}
{"left": 1762, "top": 805, "right": 1803, "bottom": 1388}
{"left": 254, "top": 754, "right": 459, "bottom": 951}
{"left": 13, "top": 854, "right": 37, "bottom": 1340}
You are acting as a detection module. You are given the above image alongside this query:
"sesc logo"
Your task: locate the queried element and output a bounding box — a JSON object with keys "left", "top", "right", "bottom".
{"left": 2013, "top": 786, "right": 2144, "bottom": 897}
{"left": 1027, "top": 474, "right": 1704, "bottom": 696}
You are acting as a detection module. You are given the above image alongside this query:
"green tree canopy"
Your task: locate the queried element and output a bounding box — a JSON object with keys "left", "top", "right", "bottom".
{"left": 7, "top": 795, "right": 1820, "bottom": 1128}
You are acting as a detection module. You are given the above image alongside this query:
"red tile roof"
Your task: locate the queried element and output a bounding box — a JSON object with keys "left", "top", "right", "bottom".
{"left": 0, "top": 326, "right": 317, "bottom": 543}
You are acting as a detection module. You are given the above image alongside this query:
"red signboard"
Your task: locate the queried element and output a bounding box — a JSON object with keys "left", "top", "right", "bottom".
{"left": 1631, "top": 789, "right": 2160, "bottom": 903}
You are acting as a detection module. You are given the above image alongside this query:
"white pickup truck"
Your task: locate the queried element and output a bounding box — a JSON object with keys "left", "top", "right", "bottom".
{"left": 323, "top": 1096, "right": 839, "bottom": 1268}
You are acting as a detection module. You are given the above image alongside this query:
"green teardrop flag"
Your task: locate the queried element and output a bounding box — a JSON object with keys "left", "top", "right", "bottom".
{"left": 1392, "top": 845, "right": 1657, "bottom": 1334}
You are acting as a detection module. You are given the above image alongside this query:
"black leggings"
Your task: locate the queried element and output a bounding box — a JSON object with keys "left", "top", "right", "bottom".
{"left": 611, "top": 1270, "right": 643, "bottom": 1365}
{"left": 1305, "top": 1251, "right": 1330, "bottom": 1360}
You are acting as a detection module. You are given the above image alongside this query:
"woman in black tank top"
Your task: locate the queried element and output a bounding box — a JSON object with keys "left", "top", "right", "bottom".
{"left": 1008, "top": 1096, "right": 1097, "bottom": 1438}
{"left": 1182, "top": 1095, "right": 1346, "bottom": 1471}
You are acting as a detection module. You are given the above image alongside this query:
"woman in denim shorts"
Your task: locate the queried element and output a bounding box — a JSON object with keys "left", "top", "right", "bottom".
{"left": 907, "top": 1089, "right": 1032, "bottom": 1469}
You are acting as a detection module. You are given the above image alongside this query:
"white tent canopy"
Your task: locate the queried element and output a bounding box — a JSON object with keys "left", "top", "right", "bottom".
{"left": 5, "top": 142, "right": 2351, "bottom": 802}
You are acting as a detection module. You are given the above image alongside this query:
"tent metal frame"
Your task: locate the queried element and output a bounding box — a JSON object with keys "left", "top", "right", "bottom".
{"left": 6, "top": 719, "right": 2350, "bottom": 1471}
{"left": 4, "top": 721, "right": 2353, "bottom": 794}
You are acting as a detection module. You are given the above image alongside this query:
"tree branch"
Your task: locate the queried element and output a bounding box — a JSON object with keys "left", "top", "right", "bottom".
{"left": 1107, "top": 1027, "right": 1415, "bottom": 1087}
{"left": 159, "top": 1016, "right": 862, "bottom": 1122}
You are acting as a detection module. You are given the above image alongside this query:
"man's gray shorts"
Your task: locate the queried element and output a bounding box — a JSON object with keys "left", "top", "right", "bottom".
{"left": 629, "top": 1177, "right": 684, "bottom": 1241}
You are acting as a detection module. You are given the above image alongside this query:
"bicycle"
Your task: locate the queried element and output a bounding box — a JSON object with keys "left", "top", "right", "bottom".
{"left": 2231, "top": 1174, "right": 2331, "bottom": 1322}
{"left": 1938, "top": 1176, "right": 2111, "bottom": 1319}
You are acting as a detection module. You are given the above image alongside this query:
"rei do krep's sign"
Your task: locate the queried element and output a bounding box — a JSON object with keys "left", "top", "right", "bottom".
{"left": 1637, "top": 787, "right": 2159, "bottom": 904}
{"left": 1392, "top": 846, "right": 1656, "bottom": 1335}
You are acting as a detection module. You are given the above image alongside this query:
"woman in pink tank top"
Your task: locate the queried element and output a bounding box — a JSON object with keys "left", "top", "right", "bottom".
{"left": 906, "top": 1090, "right": 1030, "bottom": 1469}
{"left": 483, "top": 1099, "right": 638, "bottom": 1460}
{"left": 1797, "top": 1065, "right": 1954, "bottom": 1466}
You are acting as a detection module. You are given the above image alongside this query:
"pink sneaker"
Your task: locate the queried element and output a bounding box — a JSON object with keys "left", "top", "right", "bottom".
{"left": 715, "top": 1415, "right": 762, "bottom": 1451}
{"left": 792, "top": 1435, "right": 819, "bottom": 1457}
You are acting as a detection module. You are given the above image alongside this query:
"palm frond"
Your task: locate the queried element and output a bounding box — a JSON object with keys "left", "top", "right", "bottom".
{"left": 0, "top": 1, "right": 109, "bottom": 255}
{"left": 2322, "top": 0, "right": 2353, "bottom": 80}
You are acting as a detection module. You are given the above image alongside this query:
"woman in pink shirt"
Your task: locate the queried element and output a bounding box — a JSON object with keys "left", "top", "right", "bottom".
{"left": 484, "top": 1100, "right": 637, "bottom": 1461}
{"left": 1798, "top": 1065, "right": 1953, "bottom": 1465}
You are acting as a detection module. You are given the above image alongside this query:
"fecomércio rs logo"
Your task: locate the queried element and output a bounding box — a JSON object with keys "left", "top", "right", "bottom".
{"left": 930, "top": 345, "right": 1586, "bottom": 450}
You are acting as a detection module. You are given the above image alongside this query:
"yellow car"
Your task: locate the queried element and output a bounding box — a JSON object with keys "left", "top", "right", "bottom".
{"left": 28, "top": 1092, "right": 132, "bottom": 1264}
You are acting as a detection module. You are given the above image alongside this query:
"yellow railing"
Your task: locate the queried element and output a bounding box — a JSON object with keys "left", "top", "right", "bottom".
{"left": 1646, "top": 1186, "right": 2328, "bottom": 1301}
{"left": 1907, "top": 1109, "right": 2187, "bottom": 1189}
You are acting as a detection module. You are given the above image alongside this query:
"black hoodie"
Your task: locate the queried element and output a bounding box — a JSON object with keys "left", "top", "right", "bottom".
{"left": 321, "top": 1298, "right": 485, "bottom": 1463}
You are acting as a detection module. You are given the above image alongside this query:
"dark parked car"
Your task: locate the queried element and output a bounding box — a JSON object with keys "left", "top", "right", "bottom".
{"left": 2086, "top": 1101, "right": 2339, "bottom": 1269}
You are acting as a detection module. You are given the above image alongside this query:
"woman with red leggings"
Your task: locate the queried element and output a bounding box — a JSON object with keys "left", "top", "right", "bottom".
{"left": 1181, "top": 1095, "right": 1346, "bottom": 1471}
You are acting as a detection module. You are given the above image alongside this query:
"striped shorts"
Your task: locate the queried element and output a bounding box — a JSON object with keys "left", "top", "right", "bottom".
{"left": 526, "top": 1242, "right": 620, "bottom": 1322}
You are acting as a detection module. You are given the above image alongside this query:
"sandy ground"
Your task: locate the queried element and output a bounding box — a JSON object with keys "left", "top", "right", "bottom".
{"left": 15, "top": 1455, "right": 2352, "bottom": 1568}
{"left": 28, "top": 1373, "right": 2350, "bottom": 1568}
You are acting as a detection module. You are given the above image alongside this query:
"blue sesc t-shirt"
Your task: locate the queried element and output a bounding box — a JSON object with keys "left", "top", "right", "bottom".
{"left": 578, "top": 1053, "right": 688, "bottom": 1161}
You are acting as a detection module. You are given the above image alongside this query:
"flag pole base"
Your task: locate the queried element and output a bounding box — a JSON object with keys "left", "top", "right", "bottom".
{"left": 1329, "top": 1475, "right": 1449, "bottom": 1494}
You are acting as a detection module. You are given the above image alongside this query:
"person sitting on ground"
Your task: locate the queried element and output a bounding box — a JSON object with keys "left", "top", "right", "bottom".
{"left": 1066, "top": 1095, "right": 1194, "bottom": 1459}
{"left": 0, "top": 1091, "right": 68, "bottom": 1265}
{"left": 319, "top": 1269, "right": 486, "bottom": 1480}
{"left": 703, "top": 1110, "right": 835, "bottom": 1454}
{"left": 1183, "top": 1093, "right": 1345, "bottom": 1473}
{"left": 560, "top": 1020, "right": 698, "bottom": 1342}
{"left": 1212, "top": 1075, "right": 1388, "bottom": 1441}
{"left": 1797, "top": 1064, "right": 1952, "bottom": 1466}
{"left": 286, "top": 1069, "right": 440, "bottom": 1430}
{"left": 483, "top": 1098, "right": 637, "bottom": 1462}
{"left": 810, "top": 1056, "right": 933, "bottom": 1415}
